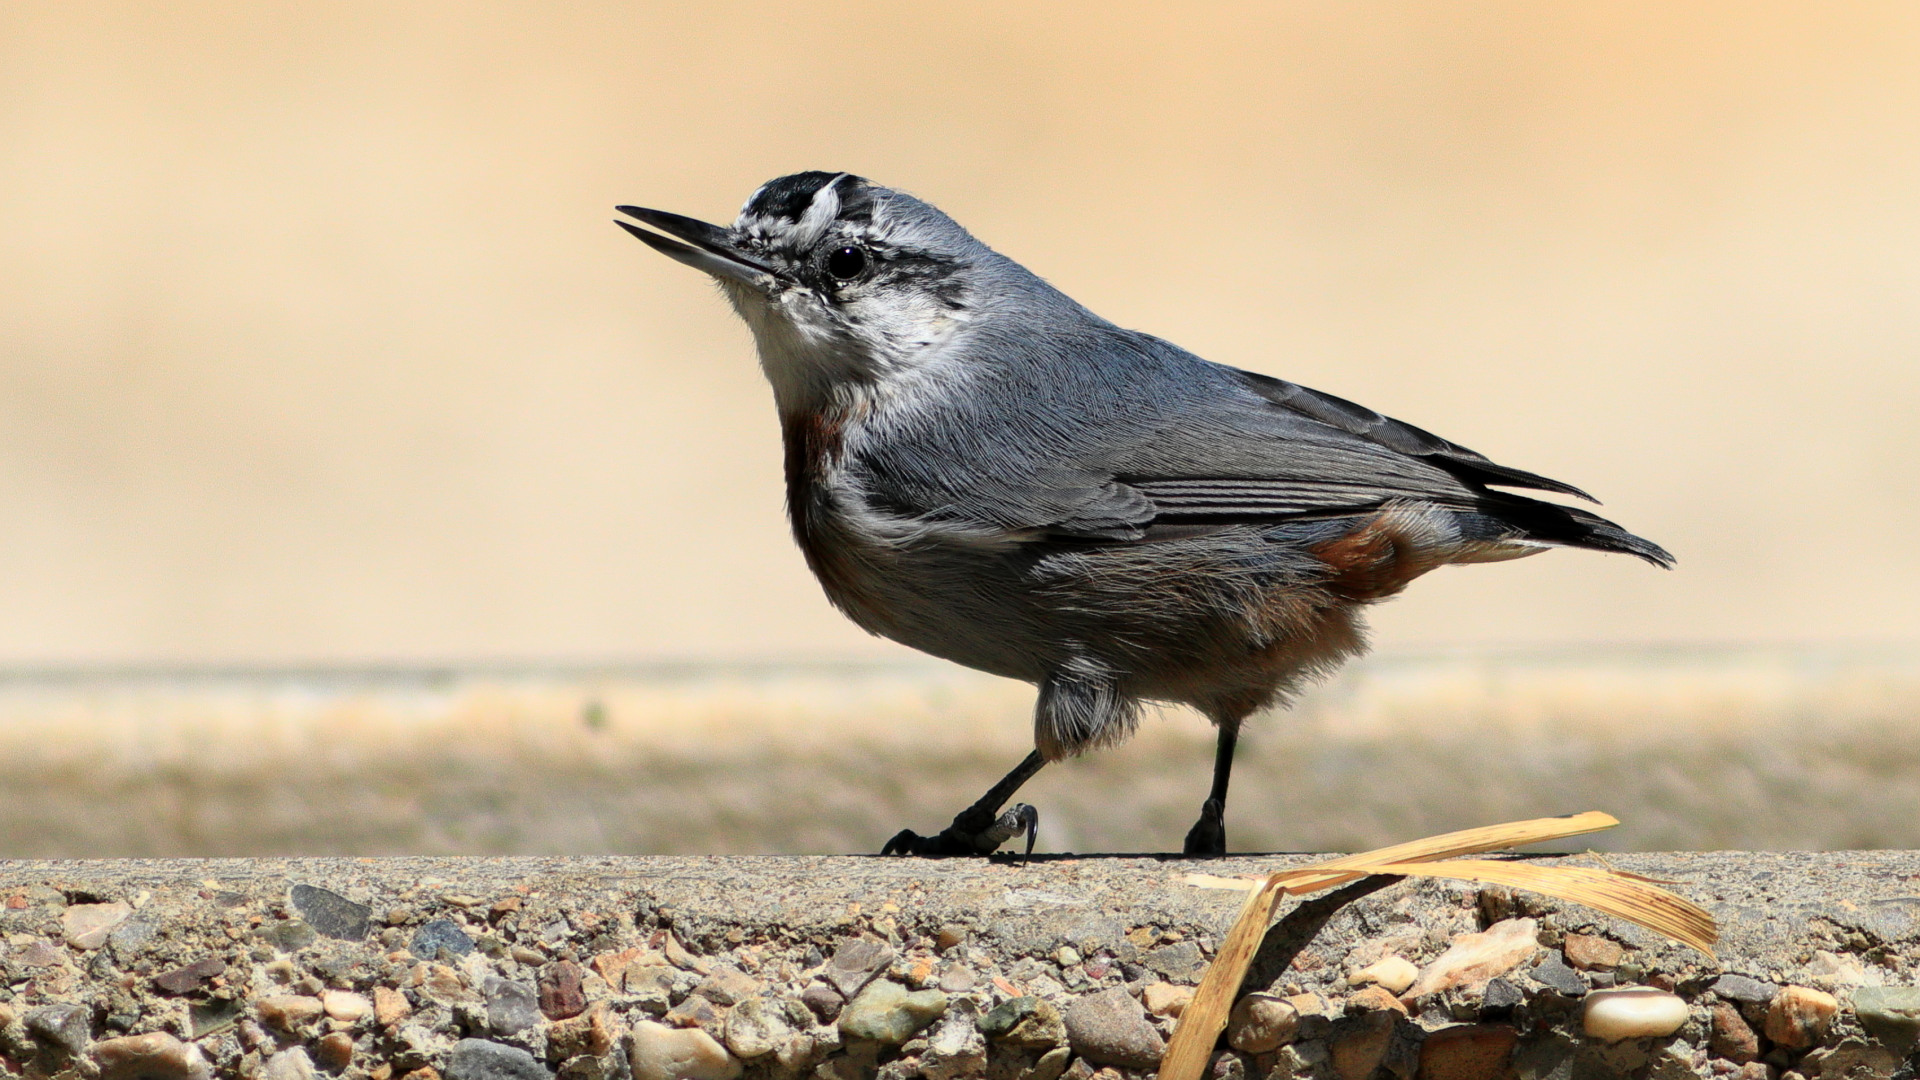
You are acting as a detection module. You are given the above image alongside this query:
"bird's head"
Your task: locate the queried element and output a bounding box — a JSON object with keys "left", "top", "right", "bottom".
{"left": 619, "top": 172, "right": 1005, "bottom": 408}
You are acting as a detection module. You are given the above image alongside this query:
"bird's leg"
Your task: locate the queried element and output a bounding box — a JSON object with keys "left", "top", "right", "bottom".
{"left": 1183, "top": 725, "right": 1240, "bottom": 856}
{"left": 882, "top": 750, "right": 1046, "bottom": 857}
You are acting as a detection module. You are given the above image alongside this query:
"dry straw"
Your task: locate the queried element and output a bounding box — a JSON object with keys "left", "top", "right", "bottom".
{"left": 1160, "top": 811, "right": 1717, "bottom": 1080}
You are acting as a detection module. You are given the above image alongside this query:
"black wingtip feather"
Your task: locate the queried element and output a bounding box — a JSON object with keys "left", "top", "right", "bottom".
{"left": 1468, "top": 495, "right": 1674, "bottom": 569}
{"left": 1459, "top": 461, "right": 1599, "bottom": 504}
{"left": 1570, "top": 513, "right": 1676, "bottom": 568}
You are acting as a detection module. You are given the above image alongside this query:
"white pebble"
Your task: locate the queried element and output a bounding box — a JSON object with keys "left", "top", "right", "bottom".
{"left": 321, "top": 991, "right": 371, "bottom": 1022}
{"left": 1581, "top": 986, "right": 1690, "bottom": 1041}
{"left": 1351, "top": 956, "right": 1417, "bottom": 995}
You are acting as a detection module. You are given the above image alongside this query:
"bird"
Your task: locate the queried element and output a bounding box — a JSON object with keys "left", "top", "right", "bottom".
{"left": 615, "top": 171, "right": 1671, "bottom": 857}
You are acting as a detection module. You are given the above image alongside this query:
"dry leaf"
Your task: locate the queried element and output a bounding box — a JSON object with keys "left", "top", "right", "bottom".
{"left": 1159, "top": 811, "right": 1715, "bottom": 1080}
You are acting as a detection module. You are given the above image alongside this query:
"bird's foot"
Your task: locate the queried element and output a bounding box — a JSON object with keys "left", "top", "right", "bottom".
{"left": 881, "top": 803, "right": 1039, "bottom": 857}
{"left": 1182, "top": 798, "right": 1226, "bottom": 856}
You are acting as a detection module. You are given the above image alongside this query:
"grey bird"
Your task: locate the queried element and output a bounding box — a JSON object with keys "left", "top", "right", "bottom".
{"left": 616, "top": 172, "right": 1671, "bottom": 857}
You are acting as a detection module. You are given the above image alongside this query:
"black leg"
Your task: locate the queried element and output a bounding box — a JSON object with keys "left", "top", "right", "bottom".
{"left": 882, "top": 750, "right": 1046, "bottom": 857}
{"left": 1183, "top": 726, "right": 1238, "bottom": 856}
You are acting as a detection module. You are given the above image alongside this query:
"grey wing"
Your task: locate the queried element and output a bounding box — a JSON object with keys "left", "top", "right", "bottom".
{"left": 1081, "top": 360, "right": 1673, "bottom": 566}
{"left": 851, "top": 329, "right": 1669, "bottom": 566}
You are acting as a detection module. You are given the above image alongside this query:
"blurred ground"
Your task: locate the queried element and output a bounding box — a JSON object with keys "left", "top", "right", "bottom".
{"left": 2, "top": 4, "right": 1918, "bottom": 663}
{"left": 1, "top": 646, "right": 1912, "bottom": 857}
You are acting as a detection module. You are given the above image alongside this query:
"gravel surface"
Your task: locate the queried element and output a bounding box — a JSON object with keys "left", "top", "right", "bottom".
{"left": 3, "top": 852, "right": 1920, "bottom": 1077}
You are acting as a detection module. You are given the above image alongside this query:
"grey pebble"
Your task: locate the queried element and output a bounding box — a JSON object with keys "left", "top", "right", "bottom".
{"left": 1710, "top": 974, "right": 1779, "bottom": 1004}
{"left": 26, "top": 1003, "right": 91, "bottom": 1057}
{"left": 154, "top": 957, "right": 227, "bottom": 995}
{"left": 694, "top": 966, "right": 762, "bottom": 1006}
{"left": 108, "top": 920, "right": 156, "bottom": 952}
{"left": 1529, "top": 956, "right": 1586, "bottom": 996}
{"left": 412, "top": 918, "right": 475, "bottom": 959}
{"left": 1852, "top": 986, "right": 1920, "bottom": 1051}
{"left": 189, "top": 998, "right": 245, "bottom": 1039}
{"left": 802, "top": 983, "right": 844, "bottom": 1023}
{"left": 446, "top": 1037, "right": 553, "bottom": 1080}
{"left": 255, "top": 920, "right": 318, "bottom": 954}
{"left": 1482, "top": 977, "right": 1525, "bottom": 1011}
{"left": 937, "top": 965, "right": 975, "bottom": 994}
{"left": 485, "top": 977, "right": 540, "bottom": 1035}
{"left": 289, "top": 884, "right": 371, "bottom": 942}
{"left": 977, "top": 996, "right": 1065, "bottom": 1049}
{"left": 919, "top": 998, "right": 986, "bottom": 1080}
{"left": 263, "top": 1047, "right": 316, "bottom": 1080}
{"left": 1063, "top": 987, "right": 1165, "bottom": 1070}
{"left": 825, "top": 938, "right": 895, "bottom": 999}
{"left": 1144, "top": 941, "right": 1206, "bottom": 981}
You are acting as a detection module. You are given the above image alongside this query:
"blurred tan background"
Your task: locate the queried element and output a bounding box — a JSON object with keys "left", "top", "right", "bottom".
{"left": 2, "top": 4, "right": 1919, "bottom": 855}
{"left": 3, "top": 2, "right": 1916, "bottom": 665}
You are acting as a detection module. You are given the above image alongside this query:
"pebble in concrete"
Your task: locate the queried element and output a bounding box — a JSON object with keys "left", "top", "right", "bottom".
{"left": 978, "top": 996, "right": 1066, "bottom": 1049}
{"left": 1028, "top": 1046, "right": 1072, "bottom": 1080}
{"left": 824, "top": 938, "right": 895, "bottom": 998}
{"left": 920, "top": 998, "right": 988, "bottom": 1080}
{"left": 1226, "top": 993, "right": 1299, "bottom": 1053}
{"left": 802, "top": 982, "right": 845, "bottom": 1023}
{"left": 537, "top": 960, "right": 586, "bottom": 1020}
{"left": 447, "top": 1037, "right": 552, "bottom": 1080}
{"left": 664, "top": 992, "right": 726, "bottom": 1037}
{"left": 314, "top": 1032, "right": 354, "bottom": 1071}
{"left": 839, "top": 978, "right": 947, "bottom": 1044}
{"left": 90, "top": 1031, "right": 213, "bottom": 1080}
{"left": 1403, "top": 918, "right": 1539, "bottom": 999}
{"left": 1417, "top": 1023, "right": 1518, "bottom": 1080}
{"left": 1064, "top": 986, "right": 1165, "bottom": 1070}
{"left": 62, "top": 901, "right": 133, "bottom": 950}
{"left": 1141, "top": 981, "right": 1194, "bottom": 1018}
{"left": 289, "top": 883, "right": 371, "bottom": 941}
{"left": 629, "top": 1020, "right": 743, "bottom": 1080}
{"left": 411, "top": 918, "right": 475, "bottom": 959}
{"left": 723, "top": 996, "right": 801, "bottom": 1059}
{"left": 1328, "top": 1010, "right": 1396, "bottom": 1080}
{"left": 1709, "top": 1000, "right": 1760, "bottom": 1063}
{"left": 26, "top": 1002, "right": 91, "bottom": 1057}
{"left": 153, "top": 957, "right": 226, "bottom": 995}
{"left": 1853, "top": 985, "right": 1920, "bottom": 1052}
{"left": 1561, "top": 933, "right": 1624, "bottom": 971}
{"left": 1764, "top": 984, "right": 1838, "bottom": 1048}
{"left": 485, "top": 977, "right": 540, "bottom": 1035}
{"left": 1581, "top": 987, "right": 1690, "bottom": 1042}
{"left": 1528, "top": 956, "right": 1587, "bottom": 996}
{"left": 694, "top": 966, "right": 762, "bottom": 1006}
{"left": 1710, "top": 974, "right": 1778, "bottom": 1004}
{"left": 256, "top": 994, "right": 325, "bottom": 1033}
{"left": 322, "top": 989, "right": 371, "bottom": 1022}
{"left": 1347, "top": 985, "right": 1407, "bottom": 1015}
{"left": 1350, "top": 956, "right": 1417, "bottom": 995}
{"left": 374, "top": 985, "right": 412, "bottom": 1026}
{"left": 548, "top": 1001, "right": 618, "bottom": 1060}
{"left": 261, "top": 1047, "right": 314, "bottom": 1080}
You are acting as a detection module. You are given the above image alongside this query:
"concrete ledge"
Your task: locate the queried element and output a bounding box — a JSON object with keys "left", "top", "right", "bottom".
{"left": 2, "top": 853, "right": 1917, "bottom": 1078}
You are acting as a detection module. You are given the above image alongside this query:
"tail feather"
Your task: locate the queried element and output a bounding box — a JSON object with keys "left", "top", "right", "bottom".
{"left": 1456, "top": 494, "right": 1674, "bottom": 569}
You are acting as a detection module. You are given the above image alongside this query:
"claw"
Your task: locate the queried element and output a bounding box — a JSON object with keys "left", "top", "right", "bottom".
{"left": 881, "top": 829, "right": 923, "bottom": 856}
{"left": 880, "top": 803, "right": 1042, "bottom": 858}
{"left": 1183, "top": 797, "right": 1226, "bottom": 856}
{"left": 976, "top": 803, "right": 1039, "bottom": 858}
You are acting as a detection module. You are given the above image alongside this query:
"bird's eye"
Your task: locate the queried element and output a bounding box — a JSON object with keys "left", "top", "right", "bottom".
{"left": 826, "top": 246, "right": 868, "bottom": 281}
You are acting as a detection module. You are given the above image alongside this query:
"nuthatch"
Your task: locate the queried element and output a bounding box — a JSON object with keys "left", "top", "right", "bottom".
{"left": 617, "top": 172, "right": 1670, "bottom": 856}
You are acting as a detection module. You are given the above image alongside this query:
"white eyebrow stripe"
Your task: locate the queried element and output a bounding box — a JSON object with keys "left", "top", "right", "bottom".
{"left": 791, "top": 173, "right": 849, "bottom": 248}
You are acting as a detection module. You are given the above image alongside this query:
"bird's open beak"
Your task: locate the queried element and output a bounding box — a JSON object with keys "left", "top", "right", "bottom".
{"left": 614, "top": 205, "right": 779, "bottom": 291}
